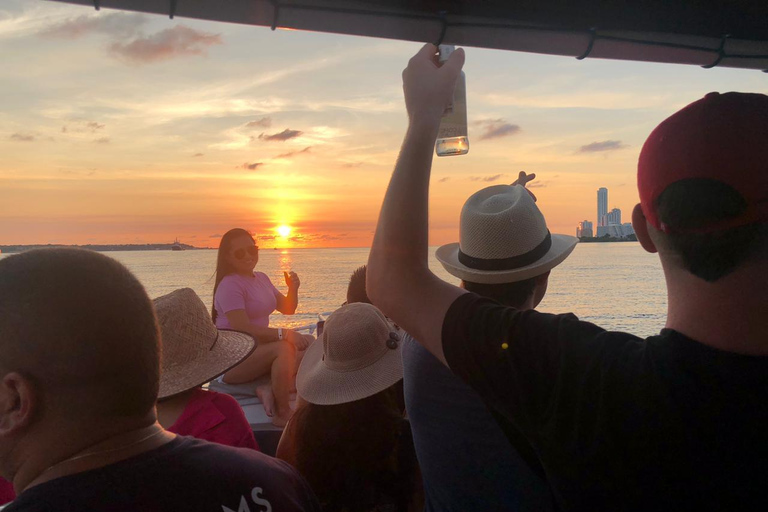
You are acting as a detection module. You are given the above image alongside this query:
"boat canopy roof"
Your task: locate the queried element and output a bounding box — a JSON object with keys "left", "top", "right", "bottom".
{"left": 51, "top": 0, "right": 768, "bottom": 71}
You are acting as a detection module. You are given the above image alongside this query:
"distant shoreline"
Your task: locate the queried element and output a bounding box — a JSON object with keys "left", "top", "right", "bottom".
{"left": 578, "top": 236, "right": 637, "bottom": 243}
{"left": 0, "top": 243, "right": 209, "bottom": 253}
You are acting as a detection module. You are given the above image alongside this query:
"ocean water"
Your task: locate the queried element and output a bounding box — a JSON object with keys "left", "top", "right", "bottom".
{"left": 44, "top": 242, "right": 665, "bottom": 338}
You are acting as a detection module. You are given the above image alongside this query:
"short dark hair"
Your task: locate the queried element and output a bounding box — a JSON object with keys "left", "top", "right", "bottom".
{"left": 462, "top": 277, "right": 538, "bottom": 308}
{"left": 0, "top": 249, "right": 160, "bottom": 419}
{"left": 655, "top": 179, "right": 767, "bottom": 282}
{"left": 346, "top": 265, "right": 371, "bottom": 305}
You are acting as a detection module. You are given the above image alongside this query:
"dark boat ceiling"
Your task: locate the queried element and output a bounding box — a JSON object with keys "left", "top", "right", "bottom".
{"left": 50, "top": 1, "right": 768, "bottom": 71}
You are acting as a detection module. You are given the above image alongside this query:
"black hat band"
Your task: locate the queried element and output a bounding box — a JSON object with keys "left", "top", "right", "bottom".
{"left": 458, "top": 231, "right": 552, "bottom": 271}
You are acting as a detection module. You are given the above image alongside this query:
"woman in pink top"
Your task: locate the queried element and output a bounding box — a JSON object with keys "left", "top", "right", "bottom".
{"left": 212, "top": 228, "right": 310, "bottom": 427}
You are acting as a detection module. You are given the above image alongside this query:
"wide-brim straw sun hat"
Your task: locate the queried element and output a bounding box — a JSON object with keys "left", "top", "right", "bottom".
{"left": 297, "top": 302, "right": 404, "bottom": 406}
{"left": 436, "top": 184, "right": 578, "bottom": 284}
{"left": 154, "top": 288, "right": 256, "bottom": 399}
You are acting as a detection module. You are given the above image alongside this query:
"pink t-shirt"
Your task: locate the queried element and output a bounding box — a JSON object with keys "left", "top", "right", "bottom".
{"left": 214, "top": 272, "right": 279, "bottom": 329}
{"left": 168, "top": 388, "right": 260, "bottom": 451}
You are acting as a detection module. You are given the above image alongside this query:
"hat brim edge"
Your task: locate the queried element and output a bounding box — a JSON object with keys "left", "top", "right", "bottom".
{"left": 158, "top": 329, "right": 257, "bottom": 400}
{"left": 436, "top": 234, "right": 579, "bottom": 284}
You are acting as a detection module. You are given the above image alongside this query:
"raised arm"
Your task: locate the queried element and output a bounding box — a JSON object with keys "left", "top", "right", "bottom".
{"left": 367, "top": 43, "right": 467, "bottom": 365}
{"left": 275, "top": 271, "right": 299, "bottom": 314}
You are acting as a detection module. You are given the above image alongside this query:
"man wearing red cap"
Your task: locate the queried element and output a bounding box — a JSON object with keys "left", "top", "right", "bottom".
{"left": 368, "top": 44, "right": 767, "bottom": 511}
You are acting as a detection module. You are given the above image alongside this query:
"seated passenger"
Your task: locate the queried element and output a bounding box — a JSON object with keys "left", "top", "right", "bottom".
{"left": 154, "top": 288, "right": 260, "bottom": 450}
{"left": 212, "top": 228, "right": 312, "bottom": 427}
{"left": 277, "top": 303, "right": 422, "bottom": 512}
{"left": 0, "top": 249, "right": 319, "bottom": 511}
{"left": 403, "top": 173, "right": 564, "bottom": 511}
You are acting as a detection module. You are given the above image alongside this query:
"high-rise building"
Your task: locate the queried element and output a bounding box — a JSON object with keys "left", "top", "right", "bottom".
{"left": 605, "top": 207, "right": 622, "bottom": 225}
{"left": 596, "top": 222, "right": 635, "bottom": 238}
{"left": 577, "top": 220, "right": 594, "bottom": 238}
{"left": 597, "top": 187, "right": 608, "bottom": 226}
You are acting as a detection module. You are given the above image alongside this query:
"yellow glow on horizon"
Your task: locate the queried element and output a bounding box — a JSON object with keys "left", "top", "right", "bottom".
{"left": 277, "top": 225, "right": 292, "bottom": 237}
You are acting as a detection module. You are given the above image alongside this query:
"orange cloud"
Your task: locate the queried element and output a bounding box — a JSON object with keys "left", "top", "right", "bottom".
{"left": 109, "top": 26, "right": 222, "bottom": 64}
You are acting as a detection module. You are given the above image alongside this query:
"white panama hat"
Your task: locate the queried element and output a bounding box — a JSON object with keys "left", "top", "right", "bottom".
{"left": 436, "top": 184, "right": 578, "bottom": 284}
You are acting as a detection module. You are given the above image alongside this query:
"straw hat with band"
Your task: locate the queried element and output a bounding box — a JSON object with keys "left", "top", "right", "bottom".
{"left": 297, "top": 302, "right": 403, "bottom": 406}
{"left": 436, "top": 184, "right": 578, "bottom": 284}
{"left": 154, "top": 288, "right": 256, "bottom": 400}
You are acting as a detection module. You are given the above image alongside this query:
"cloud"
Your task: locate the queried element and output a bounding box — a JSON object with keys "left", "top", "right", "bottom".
{"left": 257, "top": 235, "right": 277, "bottom": 241}
{"left": 62, "top": 120, "right": 105, "bottom": 134}
{"left": 257, "top": 129, "right": 302, "bottom": 142}
{"left": 93, "top": 137, "right": 110, "bottom": 144}
{"left": 109, "top": 25, "right": 222, "bottom": 64}
{"left": 527, "top": 182, "right": 547, "bottom": 188}
{"left": 10, "top": 133, "right": 35, "bottom": 142}
{"left": 241, "top": 162, "right": 264, "bottom": 170}
{"left": 340, "top": 162, "right": 363, "bottom": 169}
{"left": 438, "top": 177, "right": 450, "bottom": 183}
{"left": 246, "top": 117, "right": 272, "bottom": 128}
{"left": 39, "top": 13, "right": 148, "bottom": 40}
{"left": 470, "top": 174, "right": 504, "bottom": 183}
{"left": 193, "top": 153, "right": 204, "bottom": 157}
{"left": 477, "top": 119, "right": 521, "bottom": 141}
{"left": 209, "top": 234, "right": 222, "bottom": 238}
{"left": 578, "top": 140, "right": 628, "bottom": 153}
{"left": 275, "top": 146, "right": 311, "bottom": 160}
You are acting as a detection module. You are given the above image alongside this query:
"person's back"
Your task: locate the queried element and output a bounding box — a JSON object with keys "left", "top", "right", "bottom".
{"left": 366, "top": 44, "right": 768, "bottom": 511}
{"left": 7, "top": 435, "right": 316, "bottom": 512}
{"left": 0, "top": 249, "right": 319, "bottom": 512}
{"left": 404, "top": 338, "right": 552, "bottom": 511}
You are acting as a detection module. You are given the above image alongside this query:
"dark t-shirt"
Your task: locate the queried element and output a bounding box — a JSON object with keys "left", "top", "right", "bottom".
{"left": 442, "top": 293, "right": 768, "bottom": 512}
{"left": 5, "top": 436, "right": 320, "bottom": 512}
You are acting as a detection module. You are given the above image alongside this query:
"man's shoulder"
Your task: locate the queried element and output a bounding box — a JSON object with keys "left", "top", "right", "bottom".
{"left": 169, "top": 436, "right": 285, "bottom": 471}
{"left": 6, "top": 437, "right": 318, "bottom": 512}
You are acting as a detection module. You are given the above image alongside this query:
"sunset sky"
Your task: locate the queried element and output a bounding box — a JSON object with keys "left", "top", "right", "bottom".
{"left": 2, "top": 0, "right": 766, "bottom": 248}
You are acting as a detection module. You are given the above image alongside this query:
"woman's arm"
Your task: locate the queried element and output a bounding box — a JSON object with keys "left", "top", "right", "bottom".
{"left": 225, "top": 310, "right": 282, "bottom": 342}
{"left": 275, "top": 271, "right": 299, "bottom": 315}
{"left": 225, "top": 310, "right": 309, "bottom": 349}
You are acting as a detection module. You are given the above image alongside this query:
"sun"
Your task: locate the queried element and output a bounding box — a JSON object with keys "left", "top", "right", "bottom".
{"left": 277, "top": 225, "right": 292, "bottom": 237}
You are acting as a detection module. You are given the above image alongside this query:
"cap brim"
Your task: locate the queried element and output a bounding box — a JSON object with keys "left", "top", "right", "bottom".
{"left": 296, "top": 333, "right": 404, "bottom": 406}
{"left": 435, "top": 234, "right": 578, "bottom": 284}
{"left": 158, "top": 329, "right": 256, "bottom": 400}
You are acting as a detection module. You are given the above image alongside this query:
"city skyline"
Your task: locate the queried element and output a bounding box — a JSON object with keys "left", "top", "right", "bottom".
{"left": 2, "top": 1, "right": 765, "bottom": 248}
{"left": 577, "top": 186, "right": 634, "bottom": 238}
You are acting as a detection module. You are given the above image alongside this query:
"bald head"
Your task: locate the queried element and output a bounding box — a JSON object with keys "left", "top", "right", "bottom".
{"left": 0, "top": 249, "right": 160, "bottom": 420}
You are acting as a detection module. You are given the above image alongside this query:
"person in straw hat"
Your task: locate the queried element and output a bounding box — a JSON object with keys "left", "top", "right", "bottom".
{"left": 368, "top": 43, "right": 768, "bottom": 511}
{"left": 399, "top": 171, "right": 571, "bottom": 511}
{"left": 277, "top": 302, "right": 422, "bottom": 512}
{"left": 154, "top": 288, "right": 259, "bottom": 450}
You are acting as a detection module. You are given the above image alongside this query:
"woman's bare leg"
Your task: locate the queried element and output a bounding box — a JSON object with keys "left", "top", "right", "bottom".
{"left": 223, "top": 342, "right": 296, "bottom": 426}
{"left": 269, "top": 342, "right": 296, "bottom": 427}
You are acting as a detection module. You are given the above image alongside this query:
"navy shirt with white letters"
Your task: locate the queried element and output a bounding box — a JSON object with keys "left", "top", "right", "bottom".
{"left": 5, "top": 436, "right": 320, "bottom": 512}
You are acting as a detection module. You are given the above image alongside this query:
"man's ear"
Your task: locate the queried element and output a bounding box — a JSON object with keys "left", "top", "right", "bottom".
{"left": 632, "top": 204, "right": 657, "bottom": 254}
{"left": 0, "top": 373, "right": 37, "bottom": 437}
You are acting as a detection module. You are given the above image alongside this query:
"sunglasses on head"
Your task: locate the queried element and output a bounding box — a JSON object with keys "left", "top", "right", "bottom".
{"left": 233, "top": 246, "right": 259, "bottom": 260}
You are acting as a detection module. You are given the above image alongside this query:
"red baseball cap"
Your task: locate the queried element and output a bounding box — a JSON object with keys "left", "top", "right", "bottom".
{"left": 638, "top": 92, "right": 768, "bottom": 233}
